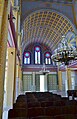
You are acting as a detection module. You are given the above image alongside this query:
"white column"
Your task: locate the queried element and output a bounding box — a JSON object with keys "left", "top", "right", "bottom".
{"left": 40, "top": 74, "right": 47, "bottom": 92}
{"left": 65, "top": 65, "right": 68, "bottom": 91}
{"left": 15, "top": 77, "right": 19, "bottom": 100}
{"left": 40, "top": 75, "right": 44, "bottom": 92}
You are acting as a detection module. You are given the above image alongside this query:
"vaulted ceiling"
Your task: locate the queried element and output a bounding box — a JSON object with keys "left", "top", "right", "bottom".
{"left": 21, "top": 0, "right": 77, "bottom": 53}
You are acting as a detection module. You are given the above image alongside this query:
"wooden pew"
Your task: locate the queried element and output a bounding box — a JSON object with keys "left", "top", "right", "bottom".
{"left": 67, "top": 90, "right": 77, "bottom": 100}
{"left": 8, "top": 108, "right": 27, "bottom": 119}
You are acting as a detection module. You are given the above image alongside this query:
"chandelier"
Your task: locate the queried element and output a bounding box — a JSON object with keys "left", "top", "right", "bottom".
{"left": 51, "top": 34, "right": 77, "bottom": 65}
{"left": 39, "top": 63, "right": 50, "bottom": 75}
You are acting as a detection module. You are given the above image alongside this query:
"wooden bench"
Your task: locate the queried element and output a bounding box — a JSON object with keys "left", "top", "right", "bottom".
{"left": 67, "top": 90, "right": 77, "bottom": 100}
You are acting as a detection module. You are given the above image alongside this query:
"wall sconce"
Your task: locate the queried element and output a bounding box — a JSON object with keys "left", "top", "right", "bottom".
{"left": 8, "top": 14, "right": 10, "bottom": 20}
{"left": 8, "top": 14, "right": 16, "bottom": 21}
{"left": 11, "top": 52, "right": 13, "bottom": 55}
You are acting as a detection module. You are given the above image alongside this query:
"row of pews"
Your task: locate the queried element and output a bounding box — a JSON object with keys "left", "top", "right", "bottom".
{"left": 67, "top": 90, "right": 77, "bottom": 100}
{"left": 8, "top": 91, "right": 77, "bottom": 119}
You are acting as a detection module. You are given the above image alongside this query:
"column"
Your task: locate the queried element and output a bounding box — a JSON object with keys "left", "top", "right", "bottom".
{"left": 44, "top": 74, "right": 47, "bottom": 92}
{"left": 40, "top": 74, "right": 47, "bottom": 92}
{"left": 67, "top": 68, "right": 72, "bottom": 90}
{"left": 15, "top": 60, "right": 19, "bottom": 100}
{"left": 18, "top": 63, "right": 22, "bottom": 94}
{"left": 0, "top": 0, "right": 10, "bottom": 118}
{"left": 6, "top": 48, "right": 16, "bottom": 108}
{"left": 58, "top": 70, "right": 62, "bottom": 91}
{"left": 0, "top": 0, "right": 4, "bottom": 34}
{"left": 72, "top": 1, "right": 77, "bottom": 28}
{"left": 65, "top": 66, "right": 68, "bottom": 91}
{"left": 16, "top": 60, "right": 22, "bottom": 96}
{"left": 32, "top": 72, "right": 36, "bottom": 91}
{"left": 40, "top": 75, "right": 45, "bottom": 92}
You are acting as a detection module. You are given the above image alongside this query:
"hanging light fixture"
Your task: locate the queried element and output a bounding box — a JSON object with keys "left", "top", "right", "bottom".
{"left": 39, "top": 63, "right": 50, "bottom": 75}
{"left": 51, "top": 32, "right": 77, "bottom": 65}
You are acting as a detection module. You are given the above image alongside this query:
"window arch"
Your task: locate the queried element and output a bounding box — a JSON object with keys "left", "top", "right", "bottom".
{"left": 34, "top": 46, "right": 41, "bottom": 64}
{"left": 24, "top": 51, "right": 31, "bottom": 64}
{"left": 44, "top": 52, "right": 51, "bottom": 64}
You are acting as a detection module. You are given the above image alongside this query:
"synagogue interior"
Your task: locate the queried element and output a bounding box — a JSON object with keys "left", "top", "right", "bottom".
{"left": 0, "top": 0, "right": 77, "bottom": 119}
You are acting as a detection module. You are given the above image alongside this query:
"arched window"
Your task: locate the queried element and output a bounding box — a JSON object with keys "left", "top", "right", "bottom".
{"left": 24, "top": 51, "right": 31, "bottom": 64}
{"left": 34, "top": 46, "right": 41, "bottom": 64}
{"left": 44, "top": 52, "right": 51, "bottom": 64}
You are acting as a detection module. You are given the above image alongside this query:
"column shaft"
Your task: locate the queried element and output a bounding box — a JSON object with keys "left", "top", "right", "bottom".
{"left": 18, "top": 64, "right": 22, "bottom": 94}
{"left": 72, "top": 1, "right": 77, "bottom": 28}
{"left": 58, "top": 71, "right": 62, "bottom": 90}
{"left": 6, "top": 48, "right": 16, "bottom": 108}
{"left": 67, "top": 69, "right": 71, "bottom": 90}
{"left": 32, "top": 72, "right": 36, "bottom": 91}
{"left": 0, "top": 0, "right": 10, "bottom": 118}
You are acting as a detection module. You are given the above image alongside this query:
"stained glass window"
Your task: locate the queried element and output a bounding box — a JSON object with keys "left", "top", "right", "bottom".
{"left": 44, "top": 52, "right": 51, "bottom": 64}
{"left": 24, "top": 51, "right": 31, "bottom": 64}
{"left": 34, "top": 46, "right": 41, "bottom": 64}
{"left": 23, "top": 46, "right": 52, "bottom": 65}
